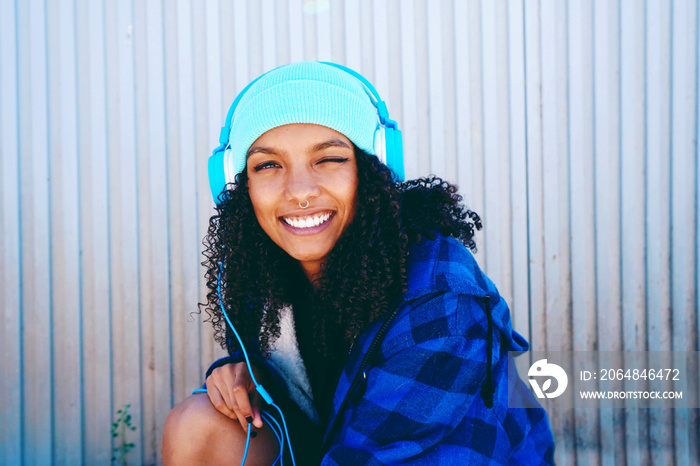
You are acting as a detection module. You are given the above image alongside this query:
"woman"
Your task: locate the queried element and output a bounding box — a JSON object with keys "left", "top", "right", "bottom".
{"left": 162, "top": 62, "right": 555, "bottom": 465}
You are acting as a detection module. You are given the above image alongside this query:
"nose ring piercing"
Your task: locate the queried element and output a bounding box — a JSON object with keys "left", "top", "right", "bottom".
{"left": 299, "top": 200, "right": 309, "bottom": 209}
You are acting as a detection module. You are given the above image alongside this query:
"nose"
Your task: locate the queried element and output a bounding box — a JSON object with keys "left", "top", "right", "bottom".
{"left": 285, "top": 164, "right": 321, "bottom": 204}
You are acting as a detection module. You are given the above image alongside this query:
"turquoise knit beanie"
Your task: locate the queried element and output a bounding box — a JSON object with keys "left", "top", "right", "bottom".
{"left": 227, "top": 61, "right": 379, "bottom": 176}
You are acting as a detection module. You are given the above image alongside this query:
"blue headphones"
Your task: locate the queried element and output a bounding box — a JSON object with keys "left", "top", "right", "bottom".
{"left": 207, "top": 62, "right": 404, "bottom": 204}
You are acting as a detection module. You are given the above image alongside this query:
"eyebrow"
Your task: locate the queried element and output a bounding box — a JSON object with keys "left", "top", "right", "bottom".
{"left": 247, "top": 138, "right": 352, "bottom": 158}
{"left": 247, "top": 146, "right": 278, "bottom": 157}
{"left": 311, "top": 138, "right": 352, "bottom": 152}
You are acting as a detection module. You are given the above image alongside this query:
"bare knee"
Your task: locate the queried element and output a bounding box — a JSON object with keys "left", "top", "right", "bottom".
{"left": 162, "top": 393, "right": 278, "bottom": 466}
{"left": 164, "top": 393, "right": 218, "bottom": 436}
{"left": 162, "top": 394, "right": 221, "bottom": 464}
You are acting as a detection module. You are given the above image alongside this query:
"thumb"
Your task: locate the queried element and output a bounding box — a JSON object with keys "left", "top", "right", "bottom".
{"left": 250, "top": 389, "right": 265, "bottom": 429}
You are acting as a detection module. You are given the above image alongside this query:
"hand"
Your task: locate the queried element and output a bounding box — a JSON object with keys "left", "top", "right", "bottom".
{"left": 205, "top": 362, "right": 265, "bottom": 431}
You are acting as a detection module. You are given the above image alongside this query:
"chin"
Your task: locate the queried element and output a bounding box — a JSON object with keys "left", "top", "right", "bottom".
{"left": 290, "top": 250, "right": 330, "bottom": 263}
{"left": 285, "top": 243, "right": 332, "bottom": 263}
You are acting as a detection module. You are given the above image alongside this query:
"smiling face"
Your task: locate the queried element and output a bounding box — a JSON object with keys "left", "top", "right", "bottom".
{"left": 246, "top": 124, "right": 359, "bottom": 281}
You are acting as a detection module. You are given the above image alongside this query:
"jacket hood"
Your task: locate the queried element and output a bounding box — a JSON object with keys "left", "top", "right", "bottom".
{"left": 404, "top": 234, "right": 528, "bottom": 353}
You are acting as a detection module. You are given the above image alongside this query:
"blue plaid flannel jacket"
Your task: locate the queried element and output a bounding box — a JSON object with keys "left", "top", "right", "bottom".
{"left": 318, "top": 235, "right": 555, "bottom": 464}
{"left": 206, "top": 234, "right": 555, "bottom": 464}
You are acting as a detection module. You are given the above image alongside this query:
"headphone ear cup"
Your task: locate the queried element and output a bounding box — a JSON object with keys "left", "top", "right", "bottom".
{"left": 383, "top": 126, "right": 404, "bottom": 182}
{"left": 208, "top": 148, "right": 228, "bottom": 204}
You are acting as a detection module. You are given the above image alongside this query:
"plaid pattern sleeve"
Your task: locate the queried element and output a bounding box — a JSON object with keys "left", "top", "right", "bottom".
{"left": 320, "top": 247, "right": 555, "bottom": 465}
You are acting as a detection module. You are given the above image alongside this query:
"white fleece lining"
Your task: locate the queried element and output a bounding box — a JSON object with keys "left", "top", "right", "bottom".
{"left": 266, "top": 305, "right": 320, "bottom": 424}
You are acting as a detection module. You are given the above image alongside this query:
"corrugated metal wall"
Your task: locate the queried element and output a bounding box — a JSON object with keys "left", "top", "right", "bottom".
{"left": 1, "top": 0, "right": 698, "bottom": 464}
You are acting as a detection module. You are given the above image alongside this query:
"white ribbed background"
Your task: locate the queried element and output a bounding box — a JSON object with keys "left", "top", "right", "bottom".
{"left": 1, "top": 0, "right": 698, "bottom": 464}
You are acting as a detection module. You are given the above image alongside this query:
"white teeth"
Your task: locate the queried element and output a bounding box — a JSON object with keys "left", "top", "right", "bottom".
{"left": 284, "top": 212, "right": 332, "bottom": 229}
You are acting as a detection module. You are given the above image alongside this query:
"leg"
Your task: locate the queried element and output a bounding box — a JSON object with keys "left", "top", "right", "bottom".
{"left": 162, "top": 393, "right": 280, "bottom": 466}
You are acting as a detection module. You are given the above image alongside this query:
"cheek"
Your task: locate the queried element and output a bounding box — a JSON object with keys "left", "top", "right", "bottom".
{"left": 340, "top": 175, "right": 359, "bottom": 218}
{"left": 247, "top": 181, "right": 276, "bottom": 227}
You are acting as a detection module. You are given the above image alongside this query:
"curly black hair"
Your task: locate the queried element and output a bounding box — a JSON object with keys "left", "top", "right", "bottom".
{"left": 200, "top": 148, "right": 482, "bottom": 358}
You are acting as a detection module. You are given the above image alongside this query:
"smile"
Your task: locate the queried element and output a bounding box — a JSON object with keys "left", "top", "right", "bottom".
{"left": 282, "top": 212, "right": 333, "bottom": 229}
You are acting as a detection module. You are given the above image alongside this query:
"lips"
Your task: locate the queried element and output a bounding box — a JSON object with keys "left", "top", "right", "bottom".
{"left": 281, "top": 211, "right": 333, "bottom": 229}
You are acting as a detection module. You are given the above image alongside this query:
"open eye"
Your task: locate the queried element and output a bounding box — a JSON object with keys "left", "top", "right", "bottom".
{"left": 252, "top": 161, "right": 281, "bottom": 172}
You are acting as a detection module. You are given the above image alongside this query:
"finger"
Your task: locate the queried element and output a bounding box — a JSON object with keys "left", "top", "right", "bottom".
{"left": 230, "top": 381, "right": 253, "bottom": 432}
{"left": 209, "top": 365, "right": 244, "bottom": 421}
{"left": 206, "top": 383, "right": 237, "bottom": 420}
{"left": 230, "top": 364, "right": 257, "bottom": 432}
{"left": 250, "top": 391, "right": 265, "bottom": 429}
{"left": 223, "top": 372, "right": 247, "bottom": 431}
